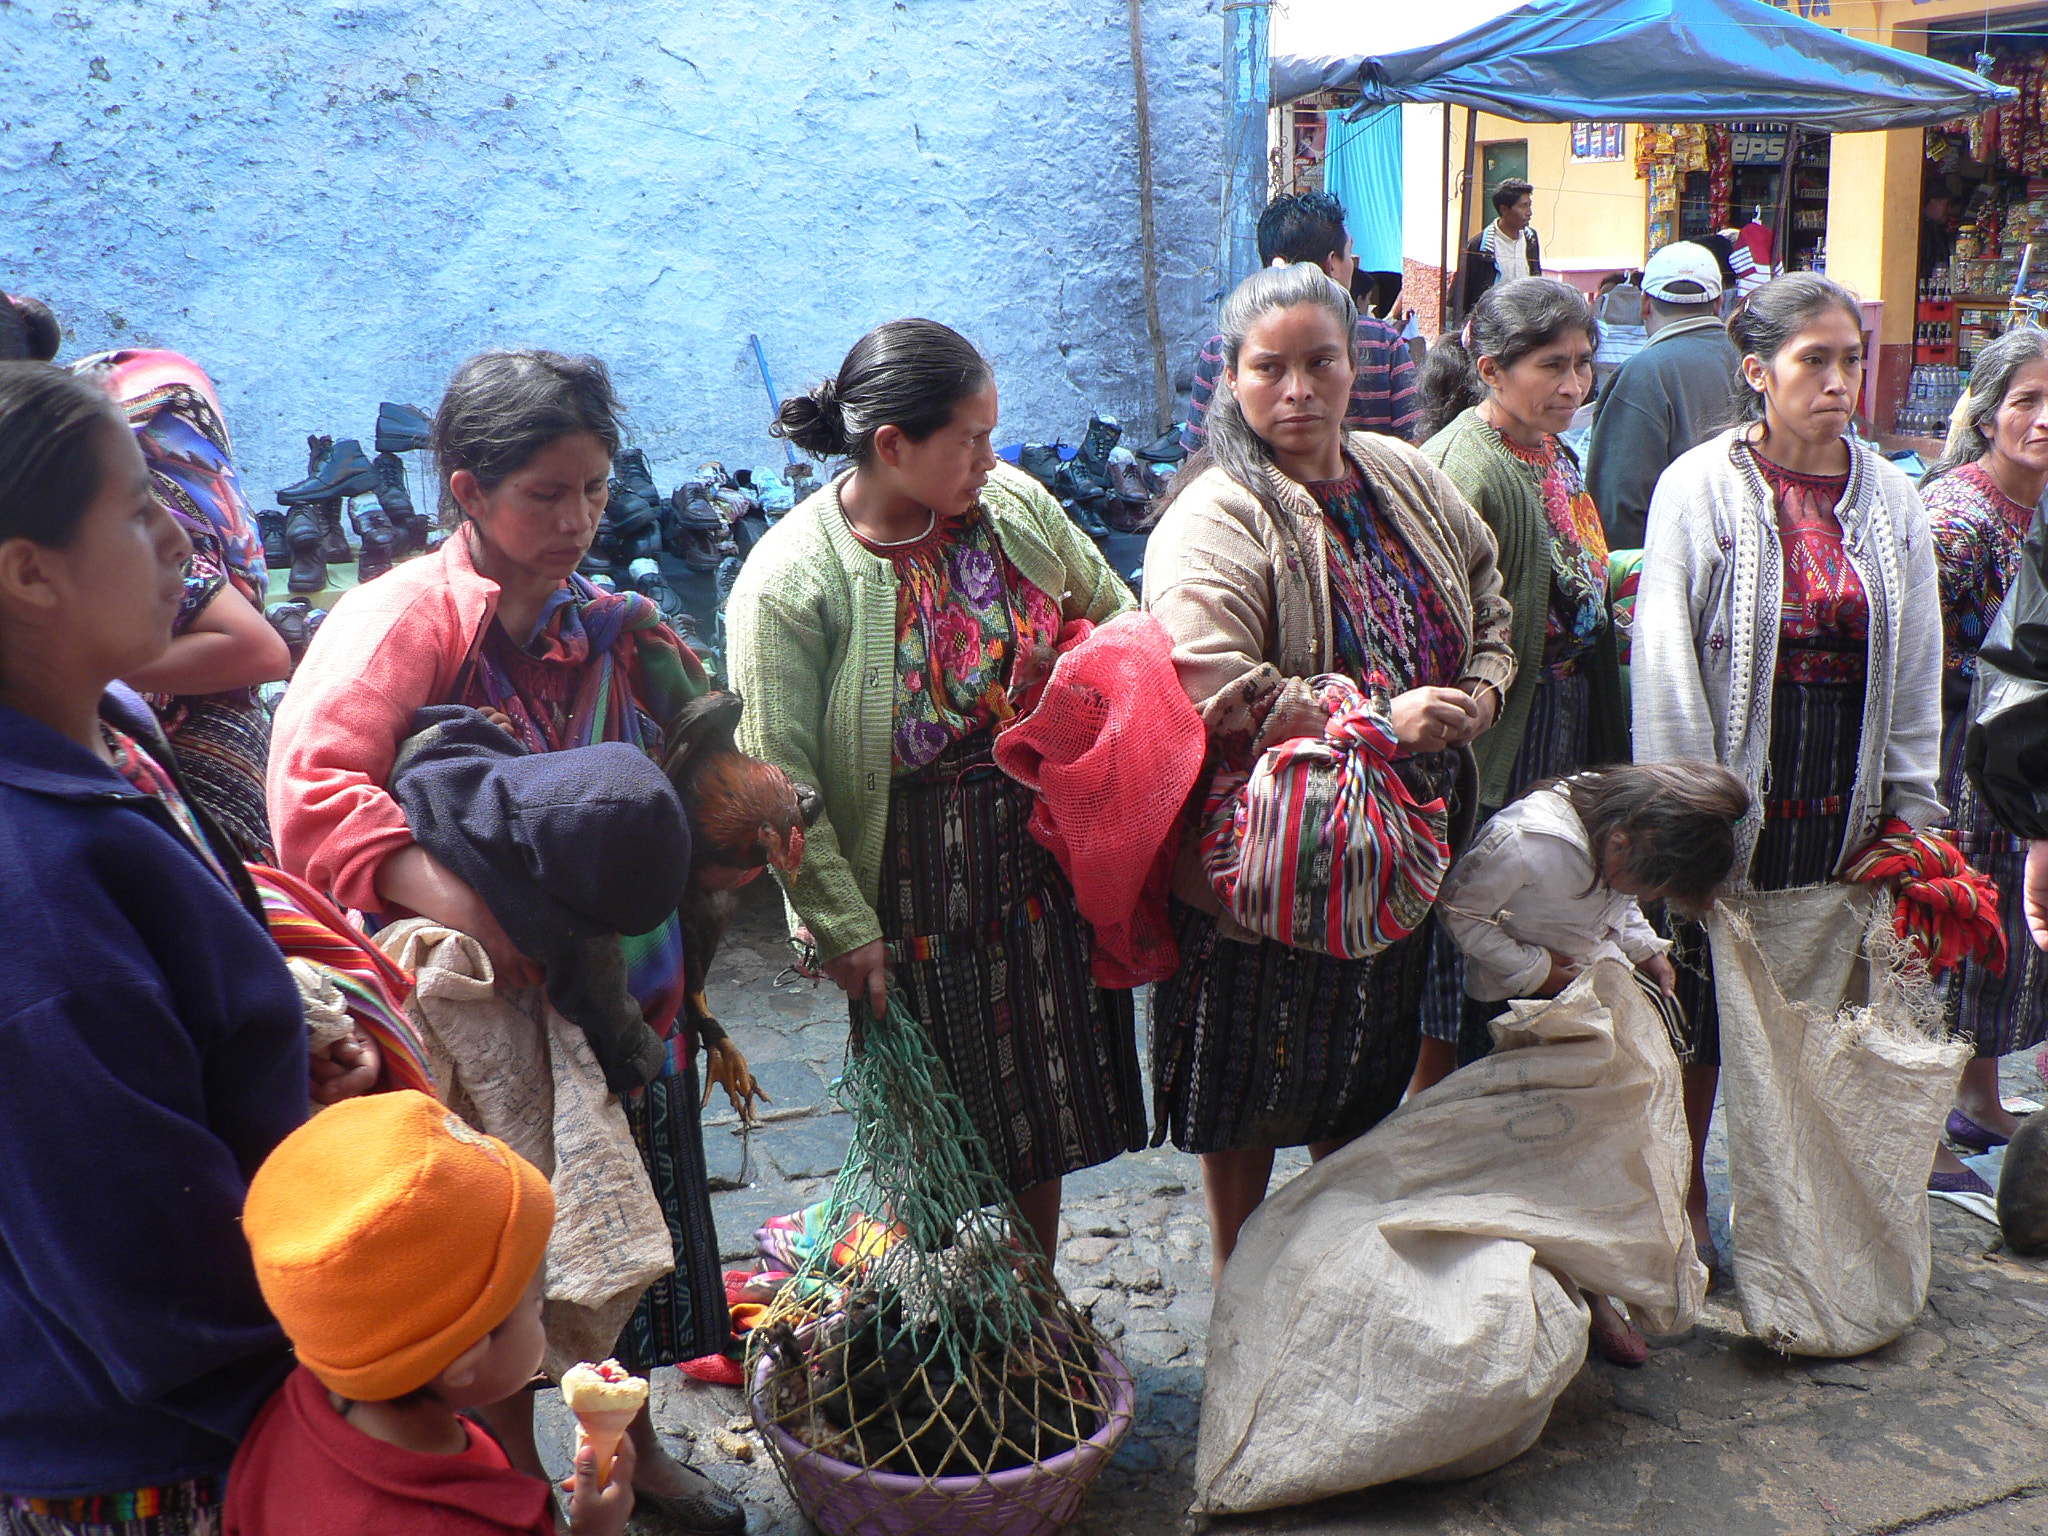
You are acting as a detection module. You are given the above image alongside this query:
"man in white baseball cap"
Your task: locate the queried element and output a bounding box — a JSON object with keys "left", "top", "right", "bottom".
{"left": 1585, "top": 241, "right": 1745, "bottom": 546}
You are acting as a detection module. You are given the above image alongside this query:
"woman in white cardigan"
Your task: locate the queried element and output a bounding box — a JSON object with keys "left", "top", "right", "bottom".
{"left": 1632, "top": 273, "right": 1951, "bottom": 1271}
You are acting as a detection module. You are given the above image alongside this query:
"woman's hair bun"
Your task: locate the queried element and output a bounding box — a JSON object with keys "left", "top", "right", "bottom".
{"left": 772, "top": 381, "right": 850, "bottom": 458}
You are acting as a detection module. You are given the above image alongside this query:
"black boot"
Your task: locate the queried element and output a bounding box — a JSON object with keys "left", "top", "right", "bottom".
{"left": 627, "top": 556, "right": 681, "bottom": 616}
{"left": 306, "top": 433, "right": 334, "bottom": 474}
{"left": 280, "top": 439, "right": 378, "bottom": 504}
{"left": 614, "top": 447, "right": 662, "bottom": 510}
{"left": 313, "top": 499, "right": 353, "bottom": 564}
{"left": 1018, "top": 443, "right": 1065, "bottom": 490}
{"left": 1074, "top": 413, "right": 1122, "bottom": 485}
{"left": 372, "top": 453, "right": 421, "bottom": 555}
{"left": 1062, "top": 496, "right": 1112, "bottom": 539}
{"left": 1135, "top": 427, "right": 1187, "bottom": 464}
{"left": 283, "top": 508, "right": 328, "bottom": 593}
{"left": 375, "top": 402, "right": 433, "bottom": 455}
{"left": 353, "top": 501, "right": 397, "bottom": 582}
{"left": 258, "top": 509, "right": 290, "bottom": 570}
{"left": 265, "top": 600, "right": 311, "bottom": 665}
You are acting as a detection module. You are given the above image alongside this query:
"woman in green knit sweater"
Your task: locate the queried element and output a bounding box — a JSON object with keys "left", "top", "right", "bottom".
{"left": 725, "top": 320, "right": 1145, "bottom": 1263}
{"left": 1413, "top": 277, "right": 1627, "bottom": 1082}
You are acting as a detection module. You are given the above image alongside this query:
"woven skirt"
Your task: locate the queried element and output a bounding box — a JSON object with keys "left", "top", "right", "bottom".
{"left": 1422, "top": 666, "right": 1594, "bottom": 1056}
{"left": 867, "top": 734, "right": 1147, "bottom": 1193}
{"left": 613, "top": 1044, "right": 730, "bottom": 1367}
{"left": 1939, "top": 706, "right": 2048, "bottom": 1059}
{"left": 1670, "top": 677, "right": 1862, "bottom": 1068}
{"left": 162, "top": 695, "right": 274, "bottom": 865}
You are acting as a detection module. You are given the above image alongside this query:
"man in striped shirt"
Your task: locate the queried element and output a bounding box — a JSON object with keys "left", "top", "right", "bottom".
{"left": 1180, "top": 191, "right": 1421, "bottom": 452}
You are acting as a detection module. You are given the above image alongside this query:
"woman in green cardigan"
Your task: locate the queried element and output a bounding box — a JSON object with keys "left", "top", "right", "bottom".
{"left": 1414, "top": 277, "right": 1627, "bottom": 1080}
{"left": 726, "top": 319, "right": 1145, "bottom": 1263}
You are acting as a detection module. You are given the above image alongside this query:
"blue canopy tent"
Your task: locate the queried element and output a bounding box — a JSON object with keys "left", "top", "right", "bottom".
{"left": 1256, "top": 0, "right": 2013, "bottom": 324}
{"left": 1303, "top": 0, "right": 2011, "bottom": 131}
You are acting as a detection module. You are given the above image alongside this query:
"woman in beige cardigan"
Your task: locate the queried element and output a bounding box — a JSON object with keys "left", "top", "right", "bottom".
{"left": 1145, "top": 264, "right": 1517, "bottom": 1278}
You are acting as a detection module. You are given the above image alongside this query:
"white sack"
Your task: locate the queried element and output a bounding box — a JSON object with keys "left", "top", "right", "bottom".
{"left": 377, "top": 919, "right": 675, "bottom": 1376}
{"left": 1195, "top": 958, "right": 1701, "bottom": 1513}
{"left": 1708, "top": 887, "right": 1969, "bottom": 1357}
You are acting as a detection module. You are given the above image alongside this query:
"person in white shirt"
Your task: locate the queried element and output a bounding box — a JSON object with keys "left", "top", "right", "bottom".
{"left": 1425, "top": 760, "right": 1750, "bottom": 1365}
{"left": 1457, "top": 177, "right": 1541, "bottom": 312}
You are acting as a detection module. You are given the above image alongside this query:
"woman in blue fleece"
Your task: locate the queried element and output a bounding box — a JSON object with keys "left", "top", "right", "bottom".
{"left": 0, "top": 363, "right": 329, "bottom": 1533}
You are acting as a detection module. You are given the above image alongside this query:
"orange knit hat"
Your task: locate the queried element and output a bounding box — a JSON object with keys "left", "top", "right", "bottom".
{"left": 244, "top": 1090, "right": 554, "bottom": 1401}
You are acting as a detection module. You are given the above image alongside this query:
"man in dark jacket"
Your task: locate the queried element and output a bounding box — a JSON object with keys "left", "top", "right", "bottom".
{"left": 1585, "top": 241, "right": 1743, "bottom": 548}
{"left": 1455, "top": 176, "right": 1540, "bottom": 314}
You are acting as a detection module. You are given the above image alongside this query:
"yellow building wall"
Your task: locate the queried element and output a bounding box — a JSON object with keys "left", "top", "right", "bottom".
{"left": 1432, "top": 116, "right": 1648, "bottom": 285}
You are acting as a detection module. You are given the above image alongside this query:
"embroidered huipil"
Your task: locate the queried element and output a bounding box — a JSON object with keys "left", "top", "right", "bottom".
{"left": 1927, "top": 459, "right": 2037, "bottom": 697}
{"left": 856, "top": 505, "right": 1062, "bottom": 772}
{"left": 1499, "top": 434, "right": 1610, "bottom": 667}
{"left": 1312, "top": 474, "right": 1467, "bottom": 694}
{"left": 1749, "top": 448, "right": 1867, "bottom": 685}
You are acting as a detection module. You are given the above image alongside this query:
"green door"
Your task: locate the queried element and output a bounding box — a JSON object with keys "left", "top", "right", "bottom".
{"left": 1478, "top": 141, "right": 1530, "bottom": 235}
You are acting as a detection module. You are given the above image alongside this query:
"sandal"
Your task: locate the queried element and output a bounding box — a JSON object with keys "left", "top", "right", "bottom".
{"left": 1588, "top": 1301, "right": 1650, "bottom": 1368}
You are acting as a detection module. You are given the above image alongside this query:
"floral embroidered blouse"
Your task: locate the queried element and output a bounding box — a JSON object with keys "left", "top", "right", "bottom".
{"left": 855, "top": 505, "right": 1063, "bottom": 772}
{"left": 1499, "top": 433, "right": 1609, "bottom": 667}
{"left": 1925, "top": 459, "right": 2037, "bottom": 702}
{"left": 1748, "top": 447, "right": 1867, "bottom": 686}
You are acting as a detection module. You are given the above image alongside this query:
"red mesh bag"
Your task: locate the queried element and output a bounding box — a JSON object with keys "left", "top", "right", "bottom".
{"left": 994, "top": 612, "right": 1208, "bottom": 987}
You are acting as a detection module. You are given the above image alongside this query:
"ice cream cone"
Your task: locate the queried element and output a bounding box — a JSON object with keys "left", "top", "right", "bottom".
{"left": 561, "top": 1359, "right": 650, "bottom": 1486}
{"left": 575, "top": 1411, "right": 638, "bottom": 1484}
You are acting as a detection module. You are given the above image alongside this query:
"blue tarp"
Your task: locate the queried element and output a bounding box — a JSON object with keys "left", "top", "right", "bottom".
{"left": 1304, "top": 0, "right": 2011, "bottom": 132}
{"left": 1325, "top": 106, "right": 1403, "bottom": 272}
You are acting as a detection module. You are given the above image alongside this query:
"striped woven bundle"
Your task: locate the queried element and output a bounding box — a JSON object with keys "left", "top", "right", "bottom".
{"left": 1200, "top": 675, "right": 1452, "bottom": 959}
{"left": 249, "top": 864, "right": 437, "bottom": 1095}
{"left": 1841, "top": 817, "right": 2008, "bottom": 980}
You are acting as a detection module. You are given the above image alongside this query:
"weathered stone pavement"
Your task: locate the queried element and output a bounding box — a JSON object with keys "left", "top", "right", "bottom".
{"left": 532, "top": 886, "right": 2048, "bottom": 1535}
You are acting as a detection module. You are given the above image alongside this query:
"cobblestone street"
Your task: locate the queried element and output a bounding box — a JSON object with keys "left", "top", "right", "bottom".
{"left": 532, "top": 888, "right": 2048, "bottom": 1535}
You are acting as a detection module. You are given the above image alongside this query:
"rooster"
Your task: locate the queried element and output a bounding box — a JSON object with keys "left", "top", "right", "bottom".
{"left": 663, "top": 689, "right": 822, "bottom": 1124}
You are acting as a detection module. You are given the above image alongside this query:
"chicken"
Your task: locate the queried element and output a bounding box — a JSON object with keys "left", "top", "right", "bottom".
{"left": 662, "top": 689, "right": 823, "bottom": 1123}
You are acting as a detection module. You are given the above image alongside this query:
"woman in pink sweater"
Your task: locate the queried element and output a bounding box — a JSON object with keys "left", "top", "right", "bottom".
{"left": 267, "top": 350, "right": 742, "bottom": 1536}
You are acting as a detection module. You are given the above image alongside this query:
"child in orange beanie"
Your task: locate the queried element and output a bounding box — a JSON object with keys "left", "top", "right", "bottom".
{"left": 224, "top": 1091, "right": 635, "bottom": 1536}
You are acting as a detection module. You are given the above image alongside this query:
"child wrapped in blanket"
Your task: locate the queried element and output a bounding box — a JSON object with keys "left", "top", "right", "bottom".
{"left": 1425, "top": 760, "right": 1750, "bottom": 1365}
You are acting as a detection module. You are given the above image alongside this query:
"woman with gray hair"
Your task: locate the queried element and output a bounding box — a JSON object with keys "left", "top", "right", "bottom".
{"left": 1144, "top": 262, "right": 1515, "bottom": 1278}
{"left": 1920, "top": 328, "right": 2048, "bottom": 1152}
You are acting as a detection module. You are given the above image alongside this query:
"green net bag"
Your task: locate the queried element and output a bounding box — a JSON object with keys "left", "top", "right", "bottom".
{"left": 748, "top": 997, "right": 1134, "bottom": 1535}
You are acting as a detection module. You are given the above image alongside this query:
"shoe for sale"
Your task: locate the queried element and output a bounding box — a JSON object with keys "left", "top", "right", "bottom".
{"left": 606, "top": 474, "right": 663, "bottom": 540}
{"left": 353, "top": 499, "right": 397, "bottom": 553}
{"left": 1062, "top": 496, "right": 1111, "bottom": 539}
{"left": 716, "top": 553, "right": 745, "bottom": 610}
{"left": 279, "top": 439, "right": 377, "bottom": 505}
{"left": 669, "top": 482, "right": 724, "bottom": 531}
{"left": 372, "top": 451, "right": 415, "bottom": 520}
{"left": 1074, "top": 412, "right": 1122, "bottom": 481}
{"left": 614, "top": 447, "right": 662, "bottom": 509}
{"left": 305, "top": 605, "right": 327, "bottom": 641}
{"left": 375, "top": 401, "right": 433, "bottom": 456}
{"left": 283, "top": 508, "right": 328, "bottom": 594}
{"left": 357, "top": 542, "right": 393, "bottom": 583}
{"left": 1134, "top": 427, "right": 1187, "bottom": 464}
{"left": 313, "top": 499, "right": 353, "bottom": 564}
{"left": 306, "top": 433, "right": 334, "bottom": 474}
{"left": 265, "top": 599, "right": 311, "bottom": 664}
{"left": 258, "top": 509, "right": 290, "bottom": 570}
{"left": 627, "top": 556, "right": 681, "bottom": 616}
{"left": 613, "top": 516, "right": 662, "bottom": 567}
{"left": 578, "top": 544, "right": 616, "bottom": 576}
{"left": 669, "top": 526, "right": 724, "bottom": 574}
{"left": 1017, "top": 443, "right": 1065, "bottom": 489}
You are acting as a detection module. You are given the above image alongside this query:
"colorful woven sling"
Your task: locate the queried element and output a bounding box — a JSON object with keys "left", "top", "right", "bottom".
{"left": 1841, "top": 817, "right": 2008, "bottom": 979}
{"left": 250, "top": 864, "right": 436, "bottom": 1095}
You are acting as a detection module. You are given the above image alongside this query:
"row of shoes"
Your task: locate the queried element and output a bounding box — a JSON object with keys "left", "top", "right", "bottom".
{"left": 1013, "top": 414, "right": 1185, "bottom": 537}
{"left": 587, "top": 450, "right": 811, "bottom": 585}
{"left": 261, "top": 403, "right": 441, "bottom": 593}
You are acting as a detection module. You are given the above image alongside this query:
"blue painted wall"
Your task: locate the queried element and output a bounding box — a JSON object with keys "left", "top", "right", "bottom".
{"left": 3, "top": 0, "right": 1224, "bottom": 497}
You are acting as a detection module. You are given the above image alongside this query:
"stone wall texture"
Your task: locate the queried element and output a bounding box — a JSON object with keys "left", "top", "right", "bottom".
{"left": 4, "top": 0, "right": 1225, "bottom": 495}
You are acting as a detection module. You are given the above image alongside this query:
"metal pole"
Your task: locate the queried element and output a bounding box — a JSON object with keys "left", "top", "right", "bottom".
{"left": 1439, "top": 105, "right": 1453, "bottom": 333}
{"left": 749, "top": 333, "right": 800, "bottom": 467}
{"left": 1222, "top": 0, "right": 1272, "bottom": 290}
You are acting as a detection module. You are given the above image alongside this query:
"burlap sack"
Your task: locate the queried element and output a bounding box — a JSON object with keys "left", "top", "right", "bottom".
{"left": 1708, "top": 886, "right": 1970, "bottom": 1357}
{"left": 376, "top": 919, "right": 674, "bottom": 1376}
{"left": 1194, "top": 958, "right": 1701, "bottom": 1512}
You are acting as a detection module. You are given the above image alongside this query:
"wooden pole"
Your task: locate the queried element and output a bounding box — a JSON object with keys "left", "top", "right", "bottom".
{"left": 1130, "top": 0, "right": 1171, "bottom": 436}
{"left": 1438, "top": 105, "right": 1453, "bottom": 332}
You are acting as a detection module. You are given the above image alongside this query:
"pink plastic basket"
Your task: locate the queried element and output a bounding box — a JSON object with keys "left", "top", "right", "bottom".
{"left": 750, "top": 1339, "right": 1136, "bottom": 1536}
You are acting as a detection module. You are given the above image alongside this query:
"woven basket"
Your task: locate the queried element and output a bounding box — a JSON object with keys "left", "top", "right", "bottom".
{"left": 750, "top": 1331, "right": 1135, "bottom": 1536}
